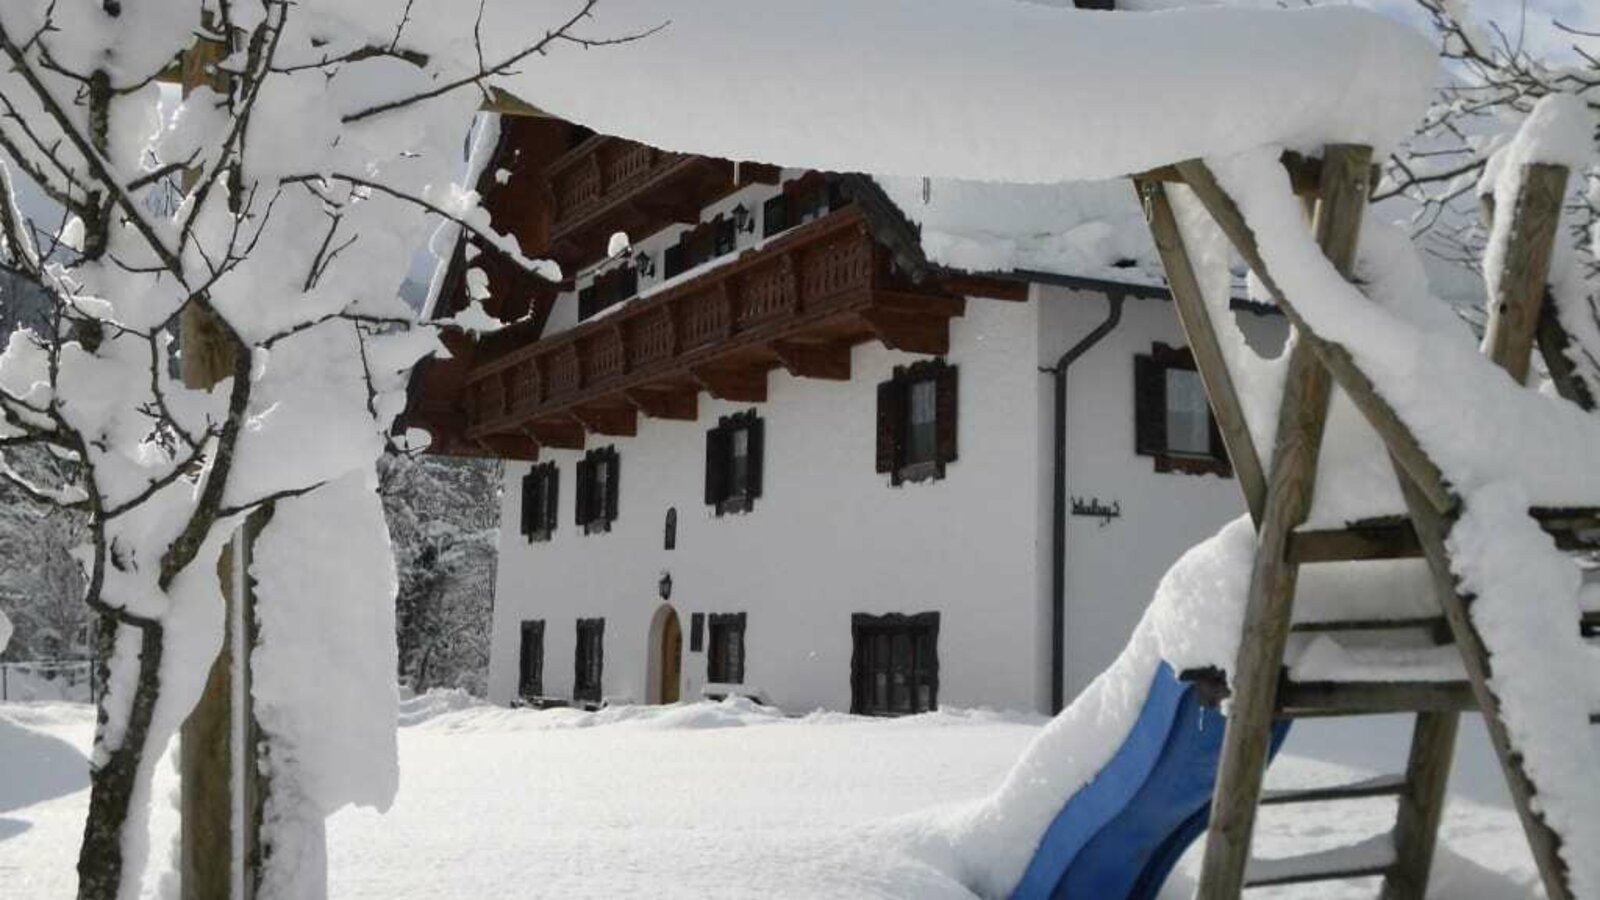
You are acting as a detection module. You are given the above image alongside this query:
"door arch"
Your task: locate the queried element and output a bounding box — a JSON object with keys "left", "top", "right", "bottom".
{"left": 646, "top": 604, "right": 683, "bottom": 704}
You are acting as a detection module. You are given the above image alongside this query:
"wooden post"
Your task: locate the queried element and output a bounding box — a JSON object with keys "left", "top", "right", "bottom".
{"left": 1138, "top": 178, "right": 1268, "bottom": 525}
{"left": 1382, "top": 711, "right": 1459, "bottom": 899}
{"left": 1192, "top": 145, "right": 1371, "bottom": 899}
{"left": 1482, "top": 164, "right": 1569, "bottom": 384}
{"left": 1537, "top": 301, "right": 1597, "bottom": 411}
{"left": 177, "top": 26, "right": 264, "bottom": 900}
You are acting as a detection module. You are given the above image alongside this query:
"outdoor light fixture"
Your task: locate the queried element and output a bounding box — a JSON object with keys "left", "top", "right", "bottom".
{"left": 731, "top": 203, "right": 755, "bottom": 235}
{"left": 634, "top": 250, "right": 655, "bottom": 278}
{"left": 658, "top": 571, "right": 673, "bottom": 600}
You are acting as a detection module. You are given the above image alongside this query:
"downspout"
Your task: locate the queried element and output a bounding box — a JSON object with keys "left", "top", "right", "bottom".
{"left": 1040, "top": 291, "right": 1124, "bottom": 714}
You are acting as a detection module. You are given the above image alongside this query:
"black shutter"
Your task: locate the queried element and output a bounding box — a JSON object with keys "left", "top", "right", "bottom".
{"left": 664, "top": 243, "right": 685, "bottom": 280}
{"left": 690, "top": 613, "right": 705, "bottom": 652}
{"left": 545, "top": 465, "right": 560, "bottom": 534}
{"left": 935, "top": 363, "right": 959, "bottom": 465}
{"left": 1133, "top": 354, "right": 1166, "bottom": 457}
{"left": 746, "top": 416, "right": 765, "bottom": 498}
{"left": 520, "top": 471, "right": 536, "bottom": 538}
{"left": 705, "top": 423, "right": 729, "bottom": 506}
{"left": 762, "top": 194, "right": 789, "bottom": 238}
{"left": 574, "top": 458, "right": 592, "bottom": 527}
{"left": 876, "top": 377, "right": 905, "bottom": 475}
{"left": 603, "top": 450, "right": 620, "bottom": 523}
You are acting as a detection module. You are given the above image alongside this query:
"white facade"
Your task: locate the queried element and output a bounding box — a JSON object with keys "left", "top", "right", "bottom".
{"left": 487, "top": 284, "right": 1286, "bottom": 714}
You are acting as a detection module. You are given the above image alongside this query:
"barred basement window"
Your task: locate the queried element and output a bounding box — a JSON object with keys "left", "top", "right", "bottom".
{"left": 575, "top": 446, "right": 620, "bottom": 534}
{"left": 706, "top": 612, "right": 747, "bottom": 684}
{"left": 519, "top": 462, "right": 560, "bottom": 542}
{"left": 1133, "top": 343, "right": 1232, "bottom": 478}
{"left": 876, "top": 359, "right": 958, "bottom": 486}
{"left": 705, "top": 410, "right": 765, "bottom": 515}
{"left": 850, "top": 612, "right": 939, "bottom": 716}
{"left": 518, "top": 620, "right": 545, "bottom": 699}
{"left": 574, "top": 618, "right": 605, "bottom": 704}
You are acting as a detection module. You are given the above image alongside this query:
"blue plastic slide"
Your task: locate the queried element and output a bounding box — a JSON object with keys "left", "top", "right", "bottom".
{"left": 1011, "top": 663, "right": 1290, "bottom": 900}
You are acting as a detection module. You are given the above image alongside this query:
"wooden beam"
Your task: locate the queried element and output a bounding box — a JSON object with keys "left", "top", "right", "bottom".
{"left": 1196, "top": 144, "right": 1371, "bottom": 900}
{"left": 771, "top": 341, "right": 851, "bottom": 381}
{"left": 625, "top": 387, "right": 698, "bottom": 421}
{"left": 1383, "top": 711, "right": 1460, "bottom": 900}
{"left": 1278, "top": 680, "right": 1477, "bottom": 717}
{"left": 691, "top": 366, "right": 768, "bottom": 403}
{"left": 1400, "top": 477, "right": 1574, "bottom": 899}
{"left": 1537, "top": 299, "right": 1597, "bottom": 411}
{"left": 1483, "top": 164, "right": 1569, "bottom": 384}
{"left": 475, "top": 432, "right": 541, "bottom": 460}
{"left": 1139, "top": 177, "right": 1268, "bottom": 525}
{"left": 571, "top": 406, "right": 638, "bottom": 437}
{"left": 526, "top": 419, "right": 586, "bottom": 450}
{"left": 937, "top": 275, "right": 1029, "bottom": 302}
{"left": 858, "top": 308, "right": 950, "bottom": 355}
{"left": 1139, "top": 150, "right": 1326, "bottom": 197}
{"left": 1261, "top": 774, "right": 1407, "bottom": 806}
{"left": 875, "top": 291, "right": 967, "bottom": 318}
{"left": 1172, "top": 157, "right": 1456, "bottom": 518}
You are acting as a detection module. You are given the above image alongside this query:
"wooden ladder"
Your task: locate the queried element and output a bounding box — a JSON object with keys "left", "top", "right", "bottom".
{"left": 1136, "top": 148, "right": 1597, "bottom": 899}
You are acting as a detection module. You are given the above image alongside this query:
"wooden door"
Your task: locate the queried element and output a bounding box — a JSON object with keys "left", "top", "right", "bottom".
{"left": 660, "top": 611, "right": 682, "bottom": 703}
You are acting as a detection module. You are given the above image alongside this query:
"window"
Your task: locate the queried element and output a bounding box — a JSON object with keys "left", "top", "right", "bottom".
{"left": 706, "top": 613, "right": 747, "bottom": 684}
{"left": 575, "top": 446, "right": 620, "bottom": 534}
{"left": 518, "top": 620, "right": 545, "bottom": 698}
{"left": 519, "top": 462, "right": 560, "bottom": 542}
{"left": 876, "top": 359, "right": 958, "bottom": 485}
{"left": 851, "top": 612, "right": 939, "bottom": 716}
{"left": 705, "top": 410, "right": 765, "bottom": 515}
{"left": 1133, "top": 343, "right": 1232, "bottom": 478}
{"left": 574, "top": 618, "right": 605, "bottom": 704}
{"left": 578, "top": 264, "right": 639, "bottom": 321}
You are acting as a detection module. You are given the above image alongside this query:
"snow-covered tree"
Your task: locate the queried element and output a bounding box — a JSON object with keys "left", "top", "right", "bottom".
{"left": 0, "top": 446, "right": 88, "bottom": 661}
{"left": 378, "top": 452, "right": 500, "bottom": 695}
{"left": 0, "top": 2, "right": 648, "bottom": 897}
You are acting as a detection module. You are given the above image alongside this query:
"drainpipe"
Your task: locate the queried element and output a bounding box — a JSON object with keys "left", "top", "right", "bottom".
{"left": 1040, "top": 291, "right": 1124, "bottom": 714}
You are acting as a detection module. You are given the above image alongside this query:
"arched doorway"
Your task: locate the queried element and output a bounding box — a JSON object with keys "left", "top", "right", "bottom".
{"left": 646, "top": 605, "right": 682, "bottom": 704}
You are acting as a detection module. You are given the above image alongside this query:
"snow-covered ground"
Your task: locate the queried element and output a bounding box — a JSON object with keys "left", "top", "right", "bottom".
{"left": 0, "top": 697, "right": 1545, "bottom": 898}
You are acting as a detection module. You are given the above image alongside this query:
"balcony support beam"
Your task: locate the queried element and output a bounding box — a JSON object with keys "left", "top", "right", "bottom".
{"left": 625, "top": 388, "right": 699, "bottom": 421}
{"left": 772, "top": 341, "right": 852, "bottom": 381}
{"left": 526, "top": 418, "right": 586, "bottom": 450}
{"left": 475, "top": 432, "right": 541, "bottom": 461}
{"left": 572, "top": 405, "right": 639, "bottom": 437}
{"left": 859, "top": 308, "right": 951, "bottom": 356}
{"left": 692, "top": 365, "right": 769, "bottom": 403}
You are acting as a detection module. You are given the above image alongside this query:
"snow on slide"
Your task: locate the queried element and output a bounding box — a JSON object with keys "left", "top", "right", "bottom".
{"left": 926, "top": 517, "right": 1261, "bottom": 898}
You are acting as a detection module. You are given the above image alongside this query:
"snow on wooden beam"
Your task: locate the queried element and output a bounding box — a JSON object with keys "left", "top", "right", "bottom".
{"left": 625, "top": 388, "right": 699, "bottom": 421}
{"left": 691, "top": 365, "right": 769, "bottom": 403}
{"left": 771, "top": 341, "right": 851, "bottom": 381}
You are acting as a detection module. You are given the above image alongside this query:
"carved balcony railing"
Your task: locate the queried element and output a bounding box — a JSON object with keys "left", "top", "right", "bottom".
{"left": 460, "top": 207, "right": 960, "bottom": 443}
{"left": 545, "top": 135, "right": 780, "bottom": 272}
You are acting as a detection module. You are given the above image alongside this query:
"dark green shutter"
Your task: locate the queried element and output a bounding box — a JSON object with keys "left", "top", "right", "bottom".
{"left": 604, "top": 450, "right": 620, "bottom": 523}
{"left": 746, "top": 416, "right": 765, "bottom": 498}
{"left": 520, "top": 471, "right": 536, "bottom": 538}
{"left": 1133, "top": 354, "right": 1166, "bottom": 457}
{"left": 574, "top": 458, "right": 592, "bottom": 527}
{"left": 545, "top": 465, "right": 560, "bottom": 533}
{"left": 935, "top": 363, "right": 958, "bottom": 465}
{"left": 876, "top": 377, "right": 904, "bottom": 475}
{"left": 705, "top": 423, "right": 729, "bottom": 506}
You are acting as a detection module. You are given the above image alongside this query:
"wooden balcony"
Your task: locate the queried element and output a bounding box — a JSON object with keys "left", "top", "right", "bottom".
{"left": 458, "top": 207, "right": 968, "bottom": 457}
{"left": 546, "top": 134, "right": 779, "bottom": 272}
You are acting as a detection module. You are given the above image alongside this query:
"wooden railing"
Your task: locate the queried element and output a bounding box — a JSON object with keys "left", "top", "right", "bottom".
{"left": 463, "top": 208, "right": 894, "bottom": 434}
{"left": 548, "top": 136, "right": 687, "bottom": 234}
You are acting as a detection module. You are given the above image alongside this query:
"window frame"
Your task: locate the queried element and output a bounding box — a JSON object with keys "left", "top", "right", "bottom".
{"left": 850, "top": 612, "right": 940, "bottom": 717}
{"left": 706, "top": 612, "right": 747, "bottom": 685}
{"left": 573, "top": 617, "right": 605, "bottom": 705}
{"left": 519, "top": 462, "right": 560, "bottom": 543}
{"left": 876, "top": 358, "right": 958, "bottom": 486}
{"left": 574, "top": 446, "right": 620, "bottom": 535}
{"left": 518, "top": 620, "right": 545, "bottom": 699}
{"left": 704, "top": 409, "right": 765, "bottom": 516}
{"left": 1133, "top": 343, "right": 1232, "bottom": 479}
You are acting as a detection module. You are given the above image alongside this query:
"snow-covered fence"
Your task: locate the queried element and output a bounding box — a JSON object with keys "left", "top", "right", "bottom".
{"left": 0, "top": 659, "right": 94, "bottom": 704}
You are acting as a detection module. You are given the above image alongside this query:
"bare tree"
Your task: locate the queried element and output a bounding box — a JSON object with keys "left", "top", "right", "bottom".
{"left": 0, "top": 2, "right": 655, "bottom": 897}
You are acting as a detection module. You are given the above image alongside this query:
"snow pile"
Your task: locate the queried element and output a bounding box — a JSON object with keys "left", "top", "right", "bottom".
{"left": 396, "top": 689, "right": 490, "bottom": 728}
{"left": 931, "top": 516, "right": 1257, "bottom": 896}
{"left": 251, "top": 473, "right": 401, "bottom": 900}
{"left": 502, "top": 1, "right": 1434, "bottom": 183}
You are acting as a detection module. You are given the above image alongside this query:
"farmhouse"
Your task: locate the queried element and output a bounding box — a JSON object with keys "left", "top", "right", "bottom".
{"left": 404, "top": 114, "right": 1286, "bottom": 715}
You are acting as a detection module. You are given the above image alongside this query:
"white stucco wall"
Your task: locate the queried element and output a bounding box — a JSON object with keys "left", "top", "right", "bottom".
{"left": 490, "top": 295, "right": 1049, "bottom": 713}
{"left": 1039, "top": 285, "right": 1288, "bottom": 701}
{"left": 488, "top": 282, "right": 1289, "bottom": 715}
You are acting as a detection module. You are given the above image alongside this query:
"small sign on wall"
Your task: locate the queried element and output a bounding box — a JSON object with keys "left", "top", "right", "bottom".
{"left": 1071, "top": 496, "right": 1122, "bottom": 527}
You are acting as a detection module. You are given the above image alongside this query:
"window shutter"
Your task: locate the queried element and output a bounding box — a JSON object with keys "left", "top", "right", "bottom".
{"left": 746, "top": 416, "right": 765, "bottom": 498}
{"left": 704, "top": 424, "right": 729, "bottom": 506}
{"left": 545, "top": 466, "right": 560, "bottom": 533}
{"left": 604, "top": 451, "right": 620, "bottom": 523}
{"left": 520, "top": 471, "right": 536, "bottom": 538}
{"left": 935, "top": 363, "right": 959, "bottom": 465}
{"left": 1133, "top": 354, "right": 1166, "bottom": 457}
{"left": 876, "top": 378, "right": 904, "bottom": 475}
{"left": 574, "top": 458, "right": 592, "bottom": 527}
